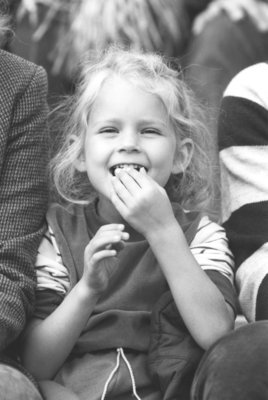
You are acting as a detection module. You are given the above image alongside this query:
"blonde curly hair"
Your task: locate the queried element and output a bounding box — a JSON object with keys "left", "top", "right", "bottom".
{"left": 51, "top": 46, "right": 214, "bottom": 213}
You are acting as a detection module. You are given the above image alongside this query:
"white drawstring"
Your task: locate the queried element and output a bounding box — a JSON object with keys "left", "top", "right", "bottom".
{"left": 119, "top": 348, "right": 142, "bottom": 400}
{"left": 101, "top": 349, "right": 121, "bottom": 400}
{"left": 101, "top": 348, "right": 142, "bottom": 400}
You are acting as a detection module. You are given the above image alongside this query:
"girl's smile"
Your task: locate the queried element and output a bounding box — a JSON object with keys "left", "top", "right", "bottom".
{"left": 110, "top": 164, "right": 147, "bottom": 176}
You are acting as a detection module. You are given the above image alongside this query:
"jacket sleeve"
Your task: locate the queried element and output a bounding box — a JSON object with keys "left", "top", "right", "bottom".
{"left": 0, "top": 61, "right": 49, "bottom": 350}
{"left": 218, "top": 62, "right": 268, "bottom": 321}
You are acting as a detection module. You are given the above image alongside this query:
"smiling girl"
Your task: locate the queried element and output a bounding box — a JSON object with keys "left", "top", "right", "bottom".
{"left": 21, "top": 47, "right": 236, "bottom": 400}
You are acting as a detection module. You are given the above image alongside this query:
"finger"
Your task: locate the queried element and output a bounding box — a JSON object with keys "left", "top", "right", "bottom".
{"left": 125, "top": 167, "right": 151, "bottom": 187}
{"left": 98, "top": 223, "right": 125, "bottom": 232}
{"left": 86, "top": 231, "right": 129, "bottom": 255}
{"left": 111, "top": 175, "right": 134, "bottom": 205}
{"left": 140, "top": 167, "right": 147, "bottom": 176}
{"left": 95, "top": 228, "right": 129, "bottom": 242}
{"left": 91, "top": 249, "right": 117, "bottom": 263}
{"left": 115, "top": 168, "right": 142, "bottom": 194}
{"left": 106, "top": 240, "right": 125, "bottom": 252}
{"left": 94, "top": 225, "right": 129, "bottom": 242}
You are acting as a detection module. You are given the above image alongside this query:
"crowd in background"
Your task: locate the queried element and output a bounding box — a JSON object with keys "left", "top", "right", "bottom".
{"left": 7, "top": 0, "right": 268, "bottom": 217}
{"left": 0, "top": 1, "right": 268, "bottom": 399}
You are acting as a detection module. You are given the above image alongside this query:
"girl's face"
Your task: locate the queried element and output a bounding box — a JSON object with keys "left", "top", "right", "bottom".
{"left": 76, "top": 76, "right": 189, "bottom": 208}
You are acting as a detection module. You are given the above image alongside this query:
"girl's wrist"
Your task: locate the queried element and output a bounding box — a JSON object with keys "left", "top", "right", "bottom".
{"left": 146, "top": 218, "right": 182, "bottom": 245}
{"left": 75, "top": 280, "right": 101, "bottom": 305}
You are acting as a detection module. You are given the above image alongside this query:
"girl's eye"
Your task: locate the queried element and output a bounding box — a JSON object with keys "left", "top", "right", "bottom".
{"left": 142, "top": 128, "right": 162, "bottom": 136}
{"left": 99, "top": 127, "right": 118, "bottom": 134}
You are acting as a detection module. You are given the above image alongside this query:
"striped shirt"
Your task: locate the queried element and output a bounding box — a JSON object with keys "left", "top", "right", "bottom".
{"left": 35, "top": 215, "right": 234, "bottom": 296}
{"left": 219, "top": 62, "right": 268, "bottom": 321}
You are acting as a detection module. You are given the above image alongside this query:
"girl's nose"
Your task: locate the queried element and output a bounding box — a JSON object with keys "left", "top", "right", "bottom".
{"left": 118, "top": 130, "right": 140, "bottom": 152}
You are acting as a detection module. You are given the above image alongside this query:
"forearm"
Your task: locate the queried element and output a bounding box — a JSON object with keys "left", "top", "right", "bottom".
{"left": 22, "top": 282, "right": 99, "bottom": 380}
{"left": 147, "top": 222, "right": 234, "bottom": 349}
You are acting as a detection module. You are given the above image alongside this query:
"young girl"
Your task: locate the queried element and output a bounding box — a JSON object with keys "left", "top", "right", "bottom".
{"left": 21, "top": 47, "right": 236, "bottom": 400}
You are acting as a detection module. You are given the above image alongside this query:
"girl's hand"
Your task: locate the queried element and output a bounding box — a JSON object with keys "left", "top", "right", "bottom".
{"left": 82, "top": 224, "right": 129, "bottom": 294}
{"left": 110, "top": 168, "right": 177, "bottom": 238}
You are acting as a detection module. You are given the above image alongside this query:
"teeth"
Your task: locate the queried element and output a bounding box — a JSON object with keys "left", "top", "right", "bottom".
{"left": 117, "top": 164, "right": 141, "bottom": 170}
{"left": 111, "top": 164, "right": 145, "bottom": 175}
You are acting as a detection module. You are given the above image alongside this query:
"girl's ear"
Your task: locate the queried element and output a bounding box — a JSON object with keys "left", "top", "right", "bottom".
{"left": 172, "top": 138, "right": 193, "bottom": 174}
{"left": 74, "top": 156, "right": 86, "bottom": 172}
{"left": 70, "top": 135, "right": 87, "bottom": 172}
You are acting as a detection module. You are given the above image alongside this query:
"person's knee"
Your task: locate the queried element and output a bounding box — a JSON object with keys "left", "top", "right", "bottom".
{"left": 0, "top": 363, "right": 42, "bottom": 400}
{"left": 191, "top": 322, "right": 268, "bottom": 400}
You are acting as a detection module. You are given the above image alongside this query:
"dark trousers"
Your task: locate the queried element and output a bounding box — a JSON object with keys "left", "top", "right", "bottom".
{"left": 0, "top": 363, "right": 42, "bottom": 400}
{"left": 191, "top": 321, "right": 268, "bottom": 400}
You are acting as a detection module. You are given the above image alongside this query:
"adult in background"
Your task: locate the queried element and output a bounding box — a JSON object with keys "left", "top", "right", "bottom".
{"left": 0, "top": 3, "right": 49, "bottom": 399}
{"left": 219, "top": 62, "right": 268, "bottom": 323}
{"left": 184, "top": 0, "right": 268, "bottom": 217}
{"left": 185, "top": 0, "right": 268, "bottom": 139}
{"left": 190, "top": 62, "right": 268, "bottom": 400}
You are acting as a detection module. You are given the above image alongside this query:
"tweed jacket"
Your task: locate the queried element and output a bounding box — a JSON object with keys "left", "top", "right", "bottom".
{"left": 0, "top": 49, "right": 49, "bottom": 351}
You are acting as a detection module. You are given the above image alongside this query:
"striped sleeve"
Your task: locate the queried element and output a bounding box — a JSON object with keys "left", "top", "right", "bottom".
{"left": 218, "top": 62, "right": 268, "bottom": 321}
{"left": 190, "top": 216, "right": 237, "bottom": 313}
{"left": 35, "top": 225, "right": 70, "bottom": 295}
{"left": 34, "top": 225, "right": 70, "bottom": 319}
{"left": 190, "top": 216, "right": 234, "bottom": 281}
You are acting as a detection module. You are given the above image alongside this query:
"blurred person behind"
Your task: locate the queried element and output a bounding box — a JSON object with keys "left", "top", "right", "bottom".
{"left": 10, "top": 0, "right": 193, "bottom": 107}
{"left": 184, "top": 0, "right": 268, "bottom": 201}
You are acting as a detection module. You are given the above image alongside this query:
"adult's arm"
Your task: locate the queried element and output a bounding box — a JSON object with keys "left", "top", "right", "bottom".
{"left": 0, "top": 50, "right": 49, "bottom": 350}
